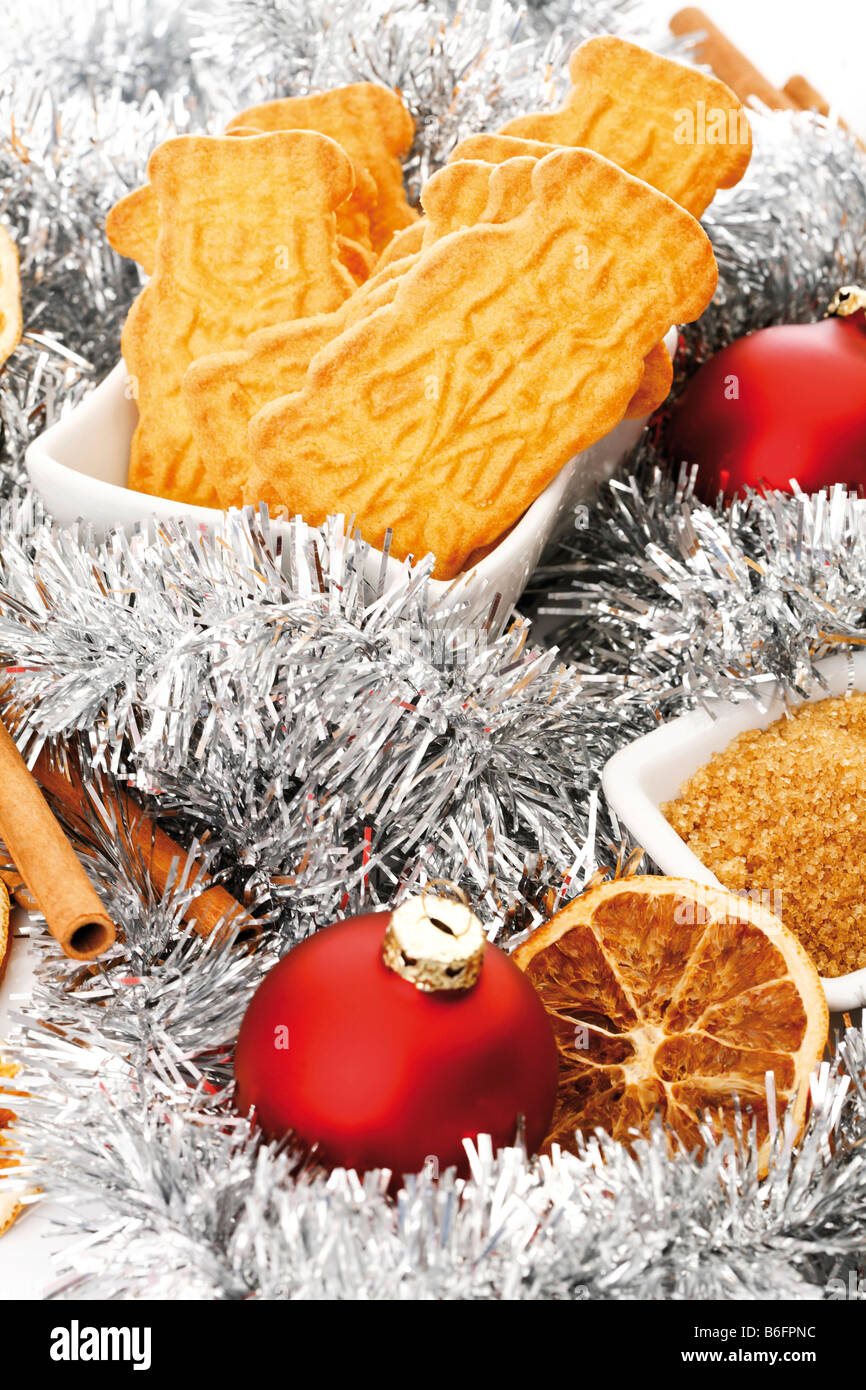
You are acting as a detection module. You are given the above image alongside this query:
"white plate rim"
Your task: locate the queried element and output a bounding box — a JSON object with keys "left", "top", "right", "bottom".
{"left": 602, "top": 651, "right": 866, "bottom": 1012}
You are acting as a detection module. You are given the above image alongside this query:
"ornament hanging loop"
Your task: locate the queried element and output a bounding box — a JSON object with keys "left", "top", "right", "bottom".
{"left": 825, "top": 285, "right": 866, "bottom": 318}
{"left": 420, "top": 879, "right": 472, "bottom": 933}
{"left": 383, "top": 888, "right": 485, "bottom": 992}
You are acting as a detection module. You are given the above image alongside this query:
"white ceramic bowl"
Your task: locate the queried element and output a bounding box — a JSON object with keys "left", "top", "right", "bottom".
{"left": 24, "top": 329, "right": 677, "bottom": 629}
{"left": 602, "top": 652, "right": 866, "bottom": 1012}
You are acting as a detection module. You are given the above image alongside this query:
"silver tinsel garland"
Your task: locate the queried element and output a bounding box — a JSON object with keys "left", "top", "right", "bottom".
{"left": 1, "top": 0, "right": 866, "bottom": 1300}
{"left": 530, "top": 462, "right": 866, "bottom": 710}
{"left": 0, "top": 500, "right": 610, "bottom": 933}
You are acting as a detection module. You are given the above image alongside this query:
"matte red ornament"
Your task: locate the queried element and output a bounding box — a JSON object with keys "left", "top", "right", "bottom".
{"left": 669, "top": 286, "right": 866, "bottom": 501}
{"left": 234, "top": 893, "right": 558, "bottom": 1179}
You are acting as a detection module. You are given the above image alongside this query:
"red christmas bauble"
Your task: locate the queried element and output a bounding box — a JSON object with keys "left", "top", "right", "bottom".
{"left": 234, "top": 894, "right": 558, "bottom": 1177}
{"left": 668, "top": 288, "right": 866, "bottom": 501}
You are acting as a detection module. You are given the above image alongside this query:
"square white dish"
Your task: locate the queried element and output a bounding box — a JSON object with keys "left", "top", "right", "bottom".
{"left": 602, "top": 651, "right": 866, "bottom": 1013}
{"left": 24, "top": 328, "right": 677, "bottom": 629}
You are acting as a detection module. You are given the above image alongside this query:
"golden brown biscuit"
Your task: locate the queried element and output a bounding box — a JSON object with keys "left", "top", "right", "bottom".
{"left": 183, "top": 158, "right": 532, "bottom": 502}
{"left": 336, "top": 236, "right": 376, "bottom": 284}
{"left": 418, "top": 159, "right": 501, "bottom": 244}
{"left": 448, "top": 134, "right": 676, "bottom": 416}
{"left": 247, "top": 147, "right": 717, "bottom": 578}
{"left": 184, "top": 262, "right": 414, "bottom": 507}
{"left": 448, "top": 155, "right": 675, "bottom": 413}
{"left": 185, "top": 150, "right": 675, "bottom": 504}
{"left": 373, "top": 139, "right": 556, "bottom": 271}
{"left": 376, "top": 222, "right": 425, "bottom": 269}
{"left": 450, "top": 133, "right": 558, "bottom": 165}
{"left": 394, "top": 142, "right": 673, "bottom": 419}
{"left": 228, "top": 83, "right": 416, "bottom": 252}
{"left": 500, "top": 35, "right": 751, "bottom": 217}
{"left": 106, "top": 185, "right": 160, "bottom": 275}
{"left": 0, "top": 225, "right": 22, "bottom": 370}
{"left": 123, "top": 132, "right": 357, "bottom": 506}
{"left": 623, "top": 338, "right": 674, "bottom": 418}
{"left": 108, "top": 181, "right": 374, "bottom": 286}
{"left": 374, "top": 153, "right": 524, "bottom": 267}
{"left": 229, "top": 122, "right": 377, "bottom": 250}
{"left": 107, "top": 118, "right": 379, "bottom": 277}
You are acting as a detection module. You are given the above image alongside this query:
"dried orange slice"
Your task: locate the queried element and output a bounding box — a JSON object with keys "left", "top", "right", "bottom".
{"left": 514, "top": 876, "right": 828, "bottom": 1170}
{"left": 0, "top": 225, "right": 21, "bottom": 370}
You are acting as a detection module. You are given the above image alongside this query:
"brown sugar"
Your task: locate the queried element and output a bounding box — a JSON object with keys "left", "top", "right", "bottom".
{"left": 662, "top": 692, "right": 866, "bottom": 977}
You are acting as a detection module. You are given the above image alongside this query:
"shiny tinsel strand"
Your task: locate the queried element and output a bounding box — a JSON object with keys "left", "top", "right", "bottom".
{"left": 0, "top": 0, "right": 207, "bottom": 104}
{"left": 530, "top": 458, "right": 866, "bottom": 712}
{"left": 0, "top": 501, "right": 617, "bottom": 939}
{"left": 9, "top": 1029, "right": 866, "bottom": 1299}
{"left": 688, "top": 109, "right": 866, "bottom": 367}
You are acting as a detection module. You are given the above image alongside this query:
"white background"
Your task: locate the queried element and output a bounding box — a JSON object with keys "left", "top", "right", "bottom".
{"left": 1, "top": 0, "right": 865, "bottom": 1298}
{"left": 673, "top": 0, "right": 866, "bottom": 132}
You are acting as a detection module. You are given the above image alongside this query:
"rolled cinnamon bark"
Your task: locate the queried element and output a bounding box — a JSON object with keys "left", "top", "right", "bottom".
{"left": 783, "top": 74, "right": 832, "bottom": 117}
{"left": 0, "top": 721, "right": 115, "bottom": 960}
{"left": 33, "top": 751, "right": 252, "bottom": 941}
{"left": 782, "top": 74, "right": 863, "bottom": 149}
{"left": 670, "top": 8, "right": 798, "bottom": 111}
{"left": 671, "top": 11, "right": 864, "bottom": 149}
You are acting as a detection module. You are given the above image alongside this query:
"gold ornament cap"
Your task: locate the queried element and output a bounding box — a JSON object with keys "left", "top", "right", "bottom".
{"left": 382, "top": 889, "right": 485, "bottom": 993}
{"left": 825, "top": 285, "right": 866, "bottom": 318}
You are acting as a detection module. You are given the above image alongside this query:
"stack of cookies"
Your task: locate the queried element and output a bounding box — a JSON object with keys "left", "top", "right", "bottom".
{"left": 110, "top": 37, "right": 751, "bottom": 579}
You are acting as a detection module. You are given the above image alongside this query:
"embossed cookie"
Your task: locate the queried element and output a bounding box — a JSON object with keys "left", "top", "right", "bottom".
{"left": 107, "top": 116, "right": 379, "bottom": 279}
{"left": 463, "top": 153, "right": 674, "bottom": 416}
{"left": 246, "top": 147, "right": 717, "bottom": 578}
{"left": 389, "top": 141, "right": 673, "bottom": 416}
{"left": 448, "top": 134, "right": 677, "bottom": 413}
{"left": 184, "top": 263, "right": 413, "bottom": 506}
{"left": 500, "top": 34, "right": 751, "bottom": 217}
{"left": 183, "top": 160, "right": 505, "bottom": 504}
{"left": 418, "top": 159, "right": 504, "bottom": 244}
{"left": 449, "top": 132, "right": 558, "bottom": 165}
{"left": 106, "top": 184, "right": 161, "bottom": 275}
{"left": 0, "top": 225, "right": 22, "bottom": 369}
{"left": 122, "top": 132, "right": 357, "bottom": 506}
{"left": 185, "top": 149, "right": 677, "bottom": 504}
{"left": 376, "top": 137, "right": 555, "bottom": 269}
{"left": 623, "top": 339, "right": 674, "bottom": 418}
{"left": 376, "top": 221, "right": 424, "bottom": 269}
{"left": 229, "top": 123, "right": 378, "bottom": 254}
{"left": 184, "top": 157, "right": 537, "bottom": 502}
{"left": 108, "top": 181, "right": 375, "bottom": 286}
{"left": 374, "top": 153, "right": 526, "bottom": 268}
{"left": 228, "top": 83, "right": 416, "bottom": 253}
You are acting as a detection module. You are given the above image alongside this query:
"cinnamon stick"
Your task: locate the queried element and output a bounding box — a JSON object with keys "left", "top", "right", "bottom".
{"left": 670, "top": 8, "right": 798, "bottom": 112}
{"left": 671, "top": 10, "right": 864, "bottom": 149}
{"left": 32, "top": 751, "right": 252, "bottom": 941}
{"left": 782, "top": 74, "right": 863, "bottom": 149}
{"left": 0, "top": 721, "right": 115, "bottom": 960}
{"left": 783, "top": 74, "right": 832, "bottom": 118}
